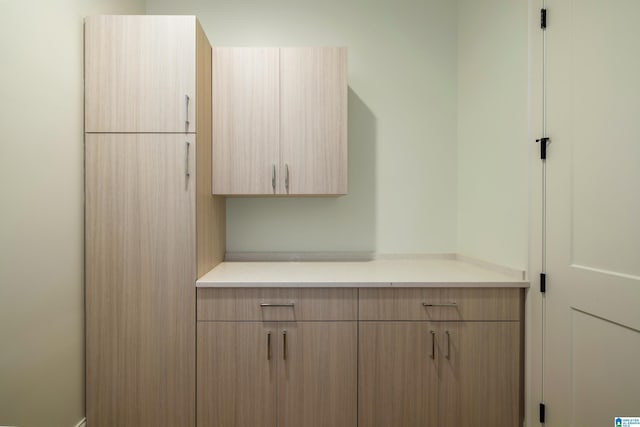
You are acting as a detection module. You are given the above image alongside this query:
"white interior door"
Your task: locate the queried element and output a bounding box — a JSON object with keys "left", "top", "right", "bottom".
{"left": 541, "top": 1, "right": 640, "bottom": 426}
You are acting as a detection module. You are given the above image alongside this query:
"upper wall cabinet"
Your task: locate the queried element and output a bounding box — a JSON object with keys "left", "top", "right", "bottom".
{"left": 85, "top": 16, "right": 201, "bottom": 133}
{"left": 212, "top": 47, "right": 348, "bottom": 196}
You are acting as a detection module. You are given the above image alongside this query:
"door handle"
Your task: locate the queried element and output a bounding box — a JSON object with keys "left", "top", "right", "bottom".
{"left": 260, "top": 303, "right": 295, "bottom": 308}
{"left": 430, "top": 330, "right": 436, "bottom": 360}
{"left": 185, "top": 141, "right": 191, "bottom": 177}
{"left": 285, "top": 163, "right": 290, "bottom": 193}
{"left": 185, "top": 94, "right": 190, "bottom": 131}
{"left": 445, "top": 330, "right": 451, "bottom": 359}
{"left": 272, "top": 164, "right": 276, "bottom": 193}
{"left": 422, "top": 302, "right": 457, "bottom": 307}
{"left": 267, "top": 331, "right": 272, "bottom": 360}
{"left": 282, "top": 330, "right": 287, "bottom": 361}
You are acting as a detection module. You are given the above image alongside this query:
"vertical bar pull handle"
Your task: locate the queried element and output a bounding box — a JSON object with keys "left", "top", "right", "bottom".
{"left": 282, "top": 330, "right": 287, "bottom": 360}
{"left": 267, "top": 331, "right": 272, "bottom": 360}
{"left": 185, "top": 95, "right": 190, "bottom": 130}
{"left": 430, "top": 330, "right": 436, "bottom": 360}
{"left": 285, "top": 164, "right": 290, "bottom": 193}
{"left": 272, "top": 164, "right": 276, "bottom": 193}
{"left": 185, "top": 141, "right": 191, "bottom": 177}
{"left": 445, "top": 330, "right": 451, "bottom": 359}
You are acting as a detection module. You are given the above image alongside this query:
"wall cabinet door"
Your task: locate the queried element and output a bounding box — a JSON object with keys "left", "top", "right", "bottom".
{"left": 280, "top": 47, "right": 348, "bottom": 195}
{"left": 358, "top": 322, "right": 439, "bottom": 427}
{"left": 85, "top": 16, "right": 197, "bottom": 133}
{"left": 438, "top": 322, "right": 521, "bottom": 427}
{"left": 211, "top": 47, "right": 347, "bottom": 196}
{"left": 212, "top": 47, "right": 280, "bottom": 195}
{"left": 197, "top": 322, "right": 277, "bottom": 427}
{"left": 278, "top": 322, "right": 357, "bottom": 427}
{"left": 85, "top": 134, "right": 196, "bottom": 427}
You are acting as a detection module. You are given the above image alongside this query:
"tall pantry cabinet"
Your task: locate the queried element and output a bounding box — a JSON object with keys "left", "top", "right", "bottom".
{"left": 84, "top": 16, "right": 225, "bottom": 427}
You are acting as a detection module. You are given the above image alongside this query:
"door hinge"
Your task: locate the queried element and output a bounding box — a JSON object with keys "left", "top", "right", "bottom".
{"left": 540, "top": 273, "right": 546, "bottom": 293}
{"left": 536, "top": 137, "right": 550, "bottom": 160}
{"left": 541, "top": 9, "right": 547, "bottom": 29}
{"left": 539, "top": 402, "right": 546, "bottom": 423}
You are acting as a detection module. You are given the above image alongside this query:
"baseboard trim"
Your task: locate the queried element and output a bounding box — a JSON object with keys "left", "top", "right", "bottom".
{"left": 74, "top": 418, "right": 86, "bottom": 427}
{"left": 225, "top": 251, "right": 375, "bottom": 262}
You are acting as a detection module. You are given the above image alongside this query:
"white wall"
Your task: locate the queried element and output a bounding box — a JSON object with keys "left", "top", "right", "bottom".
{"left": 0, "top": 0, "right": 144, "bottom": 426}
{"left": 456, "top": 0, "right": 529, "bottom": 270}
{"left": 146, "top": 0, "right": 459, "bottom": 254}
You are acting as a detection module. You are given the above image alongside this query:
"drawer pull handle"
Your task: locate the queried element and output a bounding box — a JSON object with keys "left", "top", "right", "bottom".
{"left": 422, "top": 302, "right": 457, "bottom": 307}
{"left": 267, "top": 331, "right": 272, "bottom": 360}
{"left": 430, "top": 330, "right": 436, "bottom": 359}
{"left": 285, "top": 163, "right": 290, "bottom": 193}
{"left": 272, "top": 164, "right": 276, "bottom": 193}
{"left": 185, "top": 141, "right": 191, "bottom": 177}
{"left": 445, "top": 330, "right": 451, "bottom": 359}
{"left": 282, "top": 330, "right": 287, "bottom": 360}
{"left": 260, "top": 303, "right": 295, "bottom": 308}
{"left": 185, "top": 94, "right": 190, "bottom": 131}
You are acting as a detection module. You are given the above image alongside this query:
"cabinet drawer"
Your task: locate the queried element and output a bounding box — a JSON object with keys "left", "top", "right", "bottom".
{"left": 197, "top": 288, "right": 357, "bottom": 321}
{"left": 359, "top": 288, "right": 521, "bottom": 321}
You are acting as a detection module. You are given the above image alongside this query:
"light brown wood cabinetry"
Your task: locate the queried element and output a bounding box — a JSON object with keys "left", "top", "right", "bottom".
{"left": 358, "top": 288, "right": 522, "bottom": 427}
{"left": 358, "top": 322, "right": 438, "bottom": 427}
{"left": 85, "top": 16, "right": 201, "bottom": 133}
{"left": 196, "top": 289, "right": 357, "bottom": 427}
{"left": 278, "top": 322, "right": 357, "bottom": 427}
{"left": 438, "top": 322, "right": 521, "bottom": 427}
{"left": 85, "top": 16, "right": 225, "bottom": 427}
{"left": 212, "top": 47, "right": 280, "bottom": 195}
{"left": 212, "top": 47, "right": 347, "bottom": 196}
{"left": 197, "top": 322, "right": 277, "bottom": 427}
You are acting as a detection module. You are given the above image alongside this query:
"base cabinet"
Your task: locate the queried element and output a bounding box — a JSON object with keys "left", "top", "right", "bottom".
{"left": 278, "top": 322, "right": 357, "bottom": 427}
{"left": 196, "top": 288, "right": 357, "bottom": 427}
{"left": 197, "top": 322, "right": 276, "bottom": 427}
{"left": 358, "top": 322, "right": 438, "bottom": 427}
{"left": 358, "top": 288, "right": 522, "bottom": 427}
{"left": 439, "top": 322, "right": 521, "bottom": 427}
{"left": 198, "top": 288, "right": 522, "bottom": 427}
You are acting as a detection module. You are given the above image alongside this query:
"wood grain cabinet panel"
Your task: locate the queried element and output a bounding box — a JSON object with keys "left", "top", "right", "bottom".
{"left": 197, "top": 288, "right": 357, "bottom": 321}
{"left": 278, "top": 322, "right": 357, "bottom": 427}
{"left": 358, "top": 322, "right": 438, "bottom": 427}
{"left": 86, "top": 134, "right": 197, "bottom": 427}
{"left": 197, "top": 289, "right": 357, "bottom": 427}
{"left": 212, "top": 47, "right": 280, "bottom": 195}
{"left": 197, "top": 322, "right": 276, "bottom": 427}
{"left": 211, "top": 47, "right": 347, "bottom": 196}
{"left": 85, "top": 16, "right": 225, "bottom": 427}
{"left": 85, "top": 16, "right": 199, "bottom": 133}
{"left": 358, "top": 288, "right": 523, "bottom": 427}
{"left": 359, "top": 287, "right": 521, "bottom": 321}
{"left": 438, "top": 322, "right": 521, "bottom": 427}
{"left": 280, "top": 47, "right": 348, "bottom": 195}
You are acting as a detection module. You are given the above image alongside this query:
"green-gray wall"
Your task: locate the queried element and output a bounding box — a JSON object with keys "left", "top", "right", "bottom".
{"left": 456, "top": 0, "right": 528, "bottom": 270}
{"left": 146, "top": 0, "right": 460, "bottom": 254}
{"left": 0, "top": 0, "right": 144, "bottom": 426}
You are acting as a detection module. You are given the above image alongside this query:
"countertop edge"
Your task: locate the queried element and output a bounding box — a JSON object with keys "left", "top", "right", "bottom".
{"left": 195, "top": 281, "right": 529, "bottom": 288}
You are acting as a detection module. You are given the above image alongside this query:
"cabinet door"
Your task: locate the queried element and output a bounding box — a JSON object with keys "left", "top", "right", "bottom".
{"left": 358, "top": 322, "right": 438, "bottom": 427}
{"left": 197, "top": 322, "right": 277, "bottom": 427}
{"left": 85, "top": 134, "right": 196, "bottom": 427}
{"left": 438, "top": 322, "right": 521, "bottom": 427}
{"left": 280, "top": 47, "right": 348, "bottom": 195}
{"left": 278, "top": 322, "right": 357, "bottom": 427}
{"left": 85, "top": 16, "right": 196, "bottom": 133}
{"left": 212, "top": 47, "right": 280, "bottom": 195}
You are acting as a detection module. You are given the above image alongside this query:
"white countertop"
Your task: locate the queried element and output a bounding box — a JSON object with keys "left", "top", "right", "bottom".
{"left": 196, "top": 257, "right": 529, "bottom": 288}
